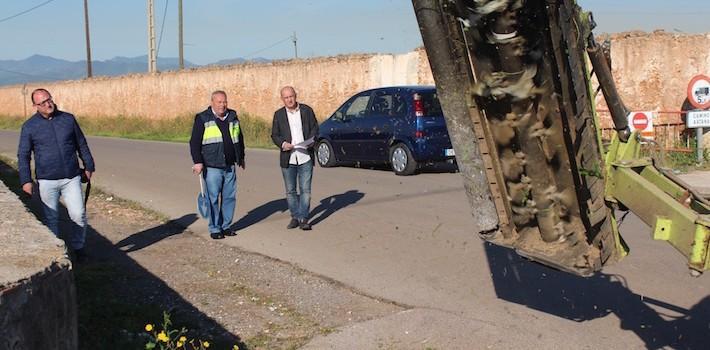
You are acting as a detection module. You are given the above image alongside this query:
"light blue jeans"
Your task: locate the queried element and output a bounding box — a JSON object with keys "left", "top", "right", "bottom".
{"left": 38, "top": 175, "right": 87, "bottom": 250}
{"left": 281, "top": 162, "right": 313, "bottom": 221}
{"left": 204, "top": 166, "right": 237, "bottom": 234}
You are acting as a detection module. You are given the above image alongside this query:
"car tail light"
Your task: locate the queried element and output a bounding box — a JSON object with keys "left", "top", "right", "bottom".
{"left": 415, "top": 130, "right": 425, "bottom": 138}
{"left": 413, "top": 93, "right": 425, "bottom": 117}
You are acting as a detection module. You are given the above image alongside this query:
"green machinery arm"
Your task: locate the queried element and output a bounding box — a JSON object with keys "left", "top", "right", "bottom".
{"left": 412, "top": 0, "right": 710, "bottom": 276}
{"left": 605, "top": 132, "right": 710, "bottom": 274}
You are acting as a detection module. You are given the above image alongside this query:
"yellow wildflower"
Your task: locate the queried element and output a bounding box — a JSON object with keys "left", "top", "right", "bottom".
{"left": 145, "top": 324, "right": 153, "bottom": 332}
{"left": 157, "top": 331, "right": 169, "bottom": 342}
{"left": 177, "top": 341, "right": 184, "bottom": 347}
{"left": 203, "top": 341, "right": 210, "bottom": 348}
{"left": 179, "top": 336, "right": 187, "bottom": 342}
{"left": 233, "top": 345, "right": 240, "bottom": 350}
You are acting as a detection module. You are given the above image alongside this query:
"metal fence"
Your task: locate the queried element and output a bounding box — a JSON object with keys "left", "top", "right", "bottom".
{"left": 598, "top": 110, "right": 693, "bottom": 153}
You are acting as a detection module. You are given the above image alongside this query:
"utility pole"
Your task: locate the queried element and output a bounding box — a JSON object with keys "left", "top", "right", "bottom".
{"left": 83, "top": 0, "right": 93, "bottom": 77}
{"left": 178, "top": 0, "right": 184, "bottom": 70}
{"left": 147, "top": 0, "right": 157, "bottom": 73}
{"left": 292, "top": 31, "right": 298, "bottom": 59}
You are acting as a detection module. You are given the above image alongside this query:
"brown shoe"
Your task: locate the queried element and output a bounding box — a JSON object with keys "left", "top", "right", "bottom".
{"left": 287, "top": 218, "right": 299, "bottom": 229}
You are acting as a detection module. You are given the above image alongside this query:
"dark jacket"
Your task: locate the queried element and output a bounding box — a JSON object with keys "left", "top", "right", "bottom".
{"left": 18, "top": 110, "right": 95, "bottom": 185}
{"left": 271, "top": 104, "right": 319, "bottom": 168}
{"left": 189, "top": 107, "right": 245, "bottom": 168}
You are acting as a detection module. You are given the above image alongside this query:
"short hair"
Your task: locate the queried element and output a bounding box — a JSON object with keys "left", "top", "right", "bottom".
{"left": 211, "top": 90, "right": 227, "bottom": 100}
{"left": 280, "top": 86, "right": 296, "bottom": 97}
{"left": 31, "top": 88, "right": 50, "bottom": 104}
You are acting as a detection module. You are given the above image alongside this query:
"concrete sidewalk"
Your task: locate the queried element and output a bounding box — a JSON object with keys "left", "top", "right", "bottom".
{"left": 677, "top": 170, "right": 710, "bottom": 197}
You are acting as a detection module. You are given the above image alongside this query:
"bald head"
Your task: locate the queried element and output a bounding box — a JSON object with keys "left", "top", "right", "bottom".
{"left": 280, "top": 86, "right": 298, "bottom": 110}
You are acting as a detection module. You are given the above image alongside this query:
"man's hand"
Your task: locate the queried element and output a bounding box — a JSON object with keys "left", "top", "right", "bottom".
{"left": 282, "top": 142, "right": 294, "bottom": 151}
{"left": 239, "top": 160, "right": 246, "bottom": 170}
{"left": 22, "top": 182, "right": 33, "bottom": 196}
{"left": 84, "top": 170, "right": 93, "bottom": 182}
{"left": 192, "top": 163, "right": 204, "bottom": 174}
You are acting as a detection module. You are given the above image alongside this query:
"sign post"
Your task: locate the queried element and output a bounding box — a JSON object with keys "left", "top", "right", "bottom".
{"left": 687, "top": 74, "right": 710, "bottom": 164}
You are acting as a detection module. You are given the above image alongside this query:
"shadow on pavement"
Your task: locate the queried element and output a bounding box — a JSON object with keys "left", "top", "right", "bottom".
{"left": 232, "top": 198, "right": 288, "bottom": 230}
{"left": 308, "top": 189, "right": 365, "bottom": 226}
{"left": 115, "top": 213, "right": 197, "bottom": 253}
{"left": 0, "top": 160, "right": 244, "bottom": 349}
{"left": 485, "top": 242, "right": 709, "bottom": 349}
{"left": 76, "top": 222, "right": 244, "bottom": 349}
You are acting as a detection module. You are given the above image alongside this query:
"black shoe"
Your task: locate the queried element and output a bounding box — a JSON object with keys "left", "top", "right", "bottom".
{"left": 210, "top": 232, "right": 225, "bottom": 239}
{"left": 223, "top": 229, "right": 237, "bottom": 237}
{"left": 287, "top": 218, "right": 299, "bottom": 229}
{"left": 299, "top": 220, "right": 312, "bottom": 231}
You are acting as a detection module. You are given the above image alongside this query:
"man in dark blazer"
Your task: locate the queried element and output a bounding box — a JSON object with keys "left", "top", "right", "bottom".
{"left": 271, "top": 86, "right": 319, "bottom": 230}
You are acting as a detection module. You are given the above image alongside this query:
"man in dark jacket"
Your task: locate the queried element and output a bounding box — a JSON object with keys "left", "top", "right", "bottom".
{"left": 189, "top": 90, "right": 245, "bottom": 239}
{"left": 18, "top": 88, "right": 95, "bottom": 260}
{"left": 271, "top": 86, "right": 319, "bottom": 230}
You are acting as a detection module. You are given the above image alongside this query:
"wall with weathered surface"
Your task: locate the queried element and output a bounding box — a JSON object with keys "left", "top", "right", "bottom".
{"left": 0, "top": 51, "right": 431, "bottom": 122}
{"left": 0, "top": 31, "right": 706, "bottom": 126}
{"left": 0, "top": 182, "right": 77, "bottom": 350}
{"left": 597, "top": 31, "right": 710, "bottom": 124}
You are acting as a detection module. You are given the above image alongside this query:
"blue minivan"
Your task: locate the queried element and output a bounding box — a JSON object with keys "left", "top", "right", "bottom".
{"left": 315, "top": 86, "right": 455, "bottom": 175}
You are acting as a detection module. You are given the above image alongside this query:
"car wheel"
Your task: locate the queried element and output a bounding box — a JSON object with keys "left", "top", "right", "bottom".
{"left": 316, "top": 140, "right": 337, "bottom": 167}
{"left": 390, "top": 143, "right": 417, "bottom": 175}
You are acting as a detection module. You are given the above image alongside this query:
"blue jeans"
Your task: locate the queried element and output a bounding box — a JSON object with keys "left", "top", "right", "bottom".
{"left": 281, "top": 162, "right": 313, "bottom": 221}
{"left": 204, "top": 166, "right": 237, "bottom": 234}
{"left": 38, "top": 176, "right": 87, "bottom": 250}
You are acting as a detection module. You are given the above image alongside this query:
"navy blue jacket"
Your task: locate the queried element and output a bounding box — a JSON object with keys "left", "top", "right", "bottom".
{"left": 189, "top": 107, "right": 245, "bottom": 168}
{"left": 18, "top": 110, "right": 95, "bottom": 185}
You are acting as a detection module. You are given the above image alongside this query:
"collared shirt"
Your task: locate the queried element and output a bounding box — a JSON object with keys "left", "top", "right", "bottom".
{"left": 286, "top": 104, "right": 311, "bottom": 165}
{"left": 212, "top": 108, "right": 227, "bottom": 121}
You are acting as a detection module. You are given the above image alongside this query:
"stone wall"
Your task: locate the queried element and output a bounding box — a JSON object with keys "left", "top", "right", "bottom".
{"left": 0, "top": 50, "right": 430, "bottom": 122}
{"left": 0, "top": 31, "right": 707, "bottom": 126}
{"left": 0, "top": 182, "right": 77, "bottom": 350}
{"left": 597, "top": 31, "right": 710, "bottom": 124}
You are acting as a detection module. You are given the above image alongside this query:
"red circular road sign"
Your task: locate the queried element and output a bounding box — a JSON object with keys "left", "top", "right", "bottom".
{"left": 632, "top": 112, "right": 649, "bottom": 131}
{"left": 687, "top": 74, "right": 710, "bottom": 110}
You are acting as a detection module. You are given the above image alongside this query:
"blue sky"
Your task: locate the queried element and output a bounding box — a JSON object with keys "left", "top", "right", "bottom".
{"left": 1, "top": 0, "right": 708, "bottom": 65}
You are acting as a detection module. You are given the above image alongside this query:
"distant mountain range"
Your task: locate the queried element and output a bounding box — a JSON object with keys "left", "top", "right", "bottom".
{"left": 0, "top": 55, "right": 271, "bottom": 86}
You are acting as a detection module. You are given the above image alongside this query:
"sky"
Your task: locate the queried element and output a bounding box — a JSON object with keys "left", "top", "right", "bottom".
{"left": 1, "top": 0, "right": 708, "bottom": 65}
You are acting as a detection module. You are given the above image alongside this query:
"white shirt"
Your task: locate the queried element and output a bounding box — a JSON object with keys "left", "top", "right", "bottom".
{"left": 286, "top": 105, "right": 311, "bottom": 165}
{"left": 212, "top": 108, "right": 227, "bottom": 121}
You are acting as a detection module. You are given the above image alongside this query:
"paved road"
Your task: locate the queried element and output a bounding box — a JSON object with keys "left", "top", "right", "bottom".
{"left": 1, "top": 130, "right": 708, "bottom": 349}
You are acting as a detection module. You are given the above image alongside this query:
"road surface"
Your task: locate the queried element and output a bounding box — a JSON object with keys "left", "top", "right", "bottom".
{"left": 1, "top": 130, "right": 708, "bottom": 349}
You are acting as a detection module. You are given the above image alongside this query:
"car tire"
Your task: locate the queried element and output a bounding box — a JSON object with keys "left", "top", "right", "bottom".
{"left": 390, "top": 143, "right": 417, "bottom": 176}
{"left": 316, "top": 140, "right": 337, "bottom": 167}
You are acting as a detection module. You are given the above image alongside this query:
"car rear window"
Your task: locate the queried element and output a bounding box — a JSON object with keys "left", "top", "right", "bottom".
{"left": 419, "top": 91, "right": 443, "bottom": 116}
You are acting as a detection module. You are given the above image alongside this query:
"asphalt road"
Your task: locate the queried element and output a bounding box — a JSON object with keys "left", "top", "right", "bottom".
{"left": 1, "top": 130, "right": 708, "bottom": 349}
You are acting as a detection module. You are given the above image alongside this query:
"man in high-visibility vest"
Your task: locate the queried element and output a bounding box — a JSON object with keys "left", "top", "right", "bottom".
{"left": 189, "top": 90, "right": 245, "bottom": 239}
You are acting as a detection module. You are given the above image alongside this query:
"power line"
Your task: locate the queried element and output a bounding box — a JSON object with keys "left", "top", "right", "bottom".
{"left": 0, "top": 67, "right": 63, "bottom": 80}
{"left": 0, "top": 0, "right": 58, "bottom": 24}
{"left": 157, "top": 0, "right": 169, "bottom": 56}
{"left": 244, "top": 36, "right": 293, "bottom": 59}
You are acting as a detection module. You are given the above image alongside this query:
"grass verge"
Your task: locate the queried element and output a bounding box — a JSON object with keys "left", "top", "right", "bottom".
{"left": 0, "top": 113, "right": 276, "bottom": 149}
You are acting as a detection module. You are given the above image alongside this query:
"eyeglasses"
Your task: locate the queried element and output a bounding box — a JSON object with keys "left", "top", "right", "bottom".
{"left": 34, "top": 97, "right": 53, "bottom": 107}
